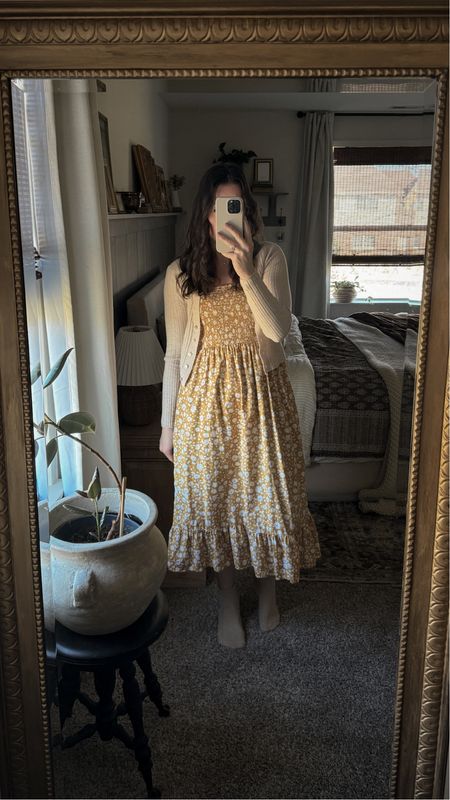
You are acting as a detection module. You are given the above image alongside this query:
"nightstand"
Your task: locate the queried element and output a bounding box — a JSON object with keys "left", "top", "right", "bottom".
{"left": 119, "top": 393, "right": 206, "bottom": 589}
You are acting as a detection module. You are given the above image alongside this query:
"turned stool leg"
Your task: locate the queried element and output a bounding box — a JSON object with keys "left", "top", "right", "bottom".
{"left": 57, "top": 664, "right": 81, "bottom": 727}
{"left": 93, "top": 668, "right": 117, "bottom": 741}
{"left": 119, "top": 660, "right": 160, "bottom": 799}
{"left": 136, "top": 650, "right": 170, "bottom": 717}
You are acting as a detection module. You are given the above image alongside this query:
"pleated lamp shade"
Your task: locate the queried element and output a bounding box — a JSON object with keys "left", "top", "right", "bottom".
{"left": 115, "top": 326, "right": 165, "bottom": 425}
{"left": 115, "top": 326, "right": 164, "bottom": 387}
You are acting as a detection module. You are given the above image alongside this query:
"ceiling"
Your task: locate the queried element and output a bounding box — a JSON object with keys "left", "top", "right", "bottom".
{"left": 161, "top": 77, "right": 436, "bottom": 113}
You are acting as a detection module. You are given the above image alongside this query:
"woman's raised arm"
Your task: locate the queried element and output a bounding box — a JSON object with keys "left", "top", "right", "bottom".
{"left": 239, "top": 243, "right": 292, "bottom": 342}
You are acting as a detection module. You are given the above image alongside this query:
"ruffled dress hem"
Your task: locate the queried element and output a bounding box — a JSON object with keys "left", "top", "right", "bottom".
{"left": 167, "top": 519, "right": 321, "bottom": 584}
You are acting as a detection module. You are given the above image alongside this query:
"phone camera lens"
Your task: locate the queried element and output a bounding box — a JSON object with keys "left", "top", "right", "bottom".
{"left": 227, "top": 199, "right": 241, "bottom": 214}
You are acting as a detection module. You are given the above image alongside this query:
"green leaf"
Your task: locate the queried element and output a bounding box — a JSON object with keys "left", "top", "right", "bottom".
{"left": 87, "top": 467, "right": 101, "bottom": 501}
{"left": 31, "top": 363, "right": 41, "bottom": 385}
{"left": 46, "top": 438, "right": 58, "bottom": 466}
{"left": 34, "top": 420, "right": 45, "bottom": 436}
{"left": 58, "top": 412, "right": 96, "bottom": 435}
{"left": 75, "top": 489, "right": 88, "bottom": 498}
{"left": 42, "top": 348, "right": 73, "bottom": 389}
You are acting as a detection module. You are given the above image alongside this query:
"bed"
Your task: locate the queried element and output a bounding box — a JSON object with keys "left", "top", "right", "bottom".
{"left": 126, "top": 273, "right": 418, "bottom": 513}
{"left": 289, "top": 312, "right": 418, "bottom": 514}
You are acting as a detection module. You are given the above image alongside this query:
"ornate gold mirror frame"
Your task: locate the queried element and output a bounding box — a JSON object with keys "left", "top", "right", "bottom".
{"left": 0, "top": 2, "right": 448, "bottom": 798}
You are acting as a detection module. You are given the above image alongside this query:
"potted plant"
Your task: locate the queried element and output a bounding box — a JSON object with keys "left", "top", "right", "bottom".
{"left": 168, "top": 174, "right": 185, "bottom": 210}
{"left": 331, "top": 278, "right": 360, "bottom": 303}
{"left": 33, "top": 348, "right": 167, "bottom": 636}
{"left": 213, "top": 142, "right": 257, "bottom": 166}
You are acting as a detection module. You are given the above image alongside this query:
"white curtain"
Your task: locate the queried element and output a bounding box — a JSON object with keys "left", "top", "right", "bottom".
{"left": 12, "top": 80, "right": 51, "bottom": 501}
{"left": 290, "top": 78, "right": 336, "bottom": 319}
{"left": 19, "top": 78, "right": 121, "bottom": 498}
{"left": 51, "top": 79, "right": 121, "bottom": 489}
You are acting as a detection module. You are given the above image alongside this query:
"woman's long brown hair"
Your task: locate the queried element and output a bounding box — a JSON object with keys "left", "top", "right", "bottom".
{"left": 176, "top": 162, "right": 264, "bottom": 298}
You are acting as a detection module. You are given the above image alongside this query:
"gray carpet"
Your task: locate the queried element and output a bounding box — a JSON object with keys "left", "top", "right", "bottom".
{"left": 52, "top": 573, "right": 402, "bottom": 799}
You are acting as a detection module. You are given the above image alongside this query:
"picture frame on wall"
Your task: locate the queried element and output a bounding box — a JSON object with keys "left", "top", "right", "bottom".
{"left": 156, "top": 166, "right": 170, "bottom": 212}
{"left": 104, "top": 165, "right": 118, "bottom": 213}
{"left": 165, "top": 179, "right": 173, "bottom": 212}
{"left": 253, "top": 157, "right": 274, "bottom": 187}
{"left": 98, "top": 112, "right": 118, "bottom": 213}
{"left": 115, "top": 191, "right": 125, "bottom": 213}
{"left": 132, "top": 144, "right": 166, "bottom": 212}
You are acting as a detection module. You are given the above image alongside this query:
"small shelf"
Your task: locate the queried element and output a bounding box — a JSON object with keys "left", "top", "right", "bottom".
{"left": 263, "top": 217, "right": 287, "bottom": 227}
{"left": 252, "top": 191, "right": 289, "bottom": 228}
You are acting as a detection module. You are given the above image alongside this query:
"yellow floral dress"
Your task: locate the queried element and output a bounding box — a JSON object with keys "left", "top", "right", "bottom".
{"left": 167, "top": 282, "right": 321, "bottom": 583}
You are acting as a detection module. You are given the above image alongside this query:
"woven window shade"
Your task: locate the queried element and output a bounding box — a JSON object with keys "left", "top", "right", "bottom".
{"left": 332, "top": 146, "right": 432, "bottom": 265}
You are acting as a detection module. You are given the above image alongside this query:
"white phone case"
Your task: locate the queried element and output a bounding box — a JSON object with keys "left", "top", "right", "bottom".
{"left": 215, "top": 196, "right": 244, "bottom": 255}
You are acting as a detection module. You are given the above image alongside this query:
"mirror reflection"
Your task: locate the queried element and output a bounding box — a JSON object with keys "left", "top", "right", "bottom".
{"left": 12, "top": 75, "right": 436, "bottom": 800}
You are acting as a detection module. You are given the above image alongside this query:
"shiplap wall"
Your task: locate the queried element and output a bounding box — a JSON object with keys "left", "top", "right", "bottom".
{"left": 109, "top": 213, "right": 179, "bottom": 331}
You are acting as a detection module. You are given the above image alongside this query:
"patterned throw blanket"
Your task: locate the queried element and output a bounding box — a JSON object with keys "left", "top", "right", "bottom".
{"left": 298, "top": 316, "right": 415, "bottom": 463}
{"left": 298, "top": 317, "right": 390, "bottom": 458}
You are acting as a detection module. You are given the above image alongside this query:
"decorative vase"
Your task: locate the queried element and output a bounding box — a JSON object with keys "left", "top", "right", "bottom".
{"left": 333, "top": 286, "right": 357, "bottom": 303}
{"left": 170, "top": 188, "right": 181, "bottom": 210}
{"left": 44, "top": 489, "right": 167, "bottom": 635}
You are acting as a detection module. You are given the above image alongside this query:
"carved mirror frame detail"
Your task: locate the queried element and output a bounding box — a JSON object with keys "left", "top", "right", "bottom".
{"left": 0, "top": 6, "right": 448, "bottom": 799}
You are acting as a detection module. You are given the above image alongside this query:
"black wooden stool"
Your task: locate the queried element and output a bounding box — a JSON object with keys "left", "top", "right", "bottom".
{"left": 48, "top": 590, "right": 170, "bottom": 798}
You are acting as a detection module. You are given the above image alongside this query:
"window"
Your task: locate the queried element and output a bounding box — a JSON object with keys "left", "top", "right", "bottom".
{"left": 12, "top": 79, "right": 74, "bottom": 503}
{"left": 331, "top": 146, "right": 432, "bottom": 301}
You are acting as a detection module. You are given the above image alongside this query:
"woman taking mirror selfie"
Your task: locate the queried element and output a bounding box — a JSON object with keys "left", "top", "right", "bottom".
{"left": 159, "top": 163, "right": 321, "bottom": 648}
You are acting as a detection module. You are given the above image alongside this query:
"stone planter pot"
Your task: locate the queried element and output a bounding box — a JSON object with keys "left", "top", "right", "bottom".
{"left": 43, "top": 489, "right": 167, "bottom": 635}
{"left": 333, "top": 286, "right": 357, "bottom": 303}
{"left": 38, "top": 501, "right": 55, "bottom": 633}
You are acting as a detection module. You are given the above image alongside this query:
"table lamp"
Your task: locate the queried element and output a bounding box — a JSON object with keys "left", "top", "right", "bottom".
{"left": 115, "top": 326, "right": 165, "bottom": 426}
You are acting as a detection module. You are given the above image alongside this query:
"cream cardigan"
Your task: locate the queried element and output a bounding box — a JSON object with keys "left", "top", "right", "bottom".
{"left": 161, "top": 241, "right": 293, "bottom": 429}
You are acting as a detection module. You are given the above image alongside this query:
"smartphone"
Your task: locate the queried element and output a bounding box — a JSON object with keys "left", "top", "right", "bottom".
{"left": 215, "top": 196, "right": 244, "bottom": 255}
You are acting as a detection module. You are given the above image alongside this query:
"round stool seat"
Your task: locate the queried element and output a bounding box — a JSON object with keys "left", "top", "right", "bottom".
{"left": 53, "top": 591, "right": 169, "bottom": 667}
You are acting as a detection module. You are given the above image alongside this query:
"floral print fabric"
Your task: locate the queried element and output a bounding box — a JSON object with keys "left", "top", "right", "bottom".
{"left": 168, "top": 283, "right": 321, "bottom": 583}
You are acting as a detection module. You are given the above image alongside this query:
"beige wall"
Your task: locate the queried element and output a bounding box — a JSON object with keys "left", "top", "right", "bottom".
{"left": 168, "top": 108, "right": 301, "bottom": 259}
{"left": 97, "top": 79, "right": 169, "bottom": 192}
{"left": 95, "top": 78, "right": 435, "bottom": 270}
{"left": 334, "top": 113, "right": 434, "bottom": 146}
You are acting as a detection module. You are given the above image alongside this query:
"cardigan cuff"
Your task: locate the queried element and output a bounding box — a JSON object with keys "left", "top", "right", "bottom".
{"left": 239, "top": 269, "right": 259, "bottom": 288}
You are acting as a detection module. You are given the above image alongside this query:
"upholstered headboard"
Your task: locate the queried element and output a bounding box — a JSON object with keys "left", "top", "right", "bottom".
{"left": 127, "top": 271, "right": 165, "bottom": 329}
